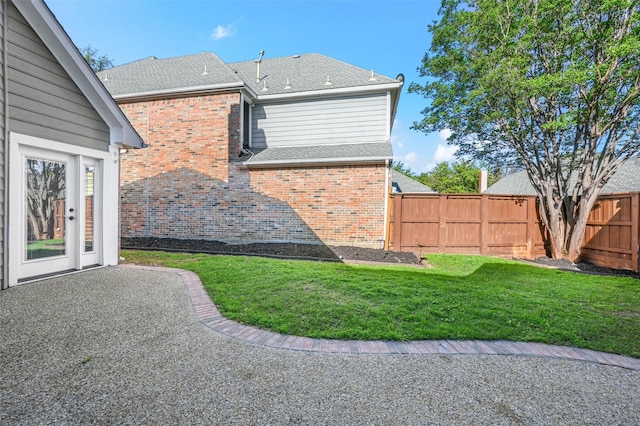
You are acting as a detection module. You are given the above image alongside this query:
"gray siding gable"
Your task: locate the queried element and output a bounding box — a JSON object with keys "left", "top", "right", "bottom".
{"left": 8, "top": 1, "right": 110, "bottom": 150}
{"left": 252, "top": 92, "right": 389, "bottom": 148}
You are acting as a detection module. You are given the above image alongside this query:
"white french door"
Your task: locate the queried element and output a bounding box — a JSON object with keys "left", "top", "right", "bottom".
{"left": 9, "top": 140, "right": 104, "bottom": 284}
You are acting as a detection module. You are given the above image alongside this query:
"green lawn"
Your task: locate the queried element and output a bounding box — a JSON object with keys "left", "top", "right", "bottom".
{"left": 122, "top": 250, "right": 640, "bottom": 358}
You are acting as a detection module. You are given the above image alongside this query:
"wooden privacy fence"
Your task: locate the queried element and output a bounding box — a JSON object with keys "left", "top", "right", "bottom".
{"left": 581, "top": 193, "right": 639, "bottom": 272}
{"left": 388, "top": 192, "right": 640, "bottom": 272}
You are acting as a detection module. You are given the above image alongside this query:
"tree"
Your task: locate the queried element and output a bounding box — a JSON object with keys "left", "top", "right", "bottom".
{"left": 391, "top": 161, "right": 417, "bottom": 177}
{"left": 80, "top": 45, "right": 114, "bottom": 72}
{"left": 416, "top": 160, "right": 500, "bottom": 193}
{"left": 26, "top": 160, "right": 66, "bottom": 241}
{"left": 417, "top": 161, "right": 476, "bottom": 193}
{"left": 410, "top": 0, "right": 640, "bottom": 261}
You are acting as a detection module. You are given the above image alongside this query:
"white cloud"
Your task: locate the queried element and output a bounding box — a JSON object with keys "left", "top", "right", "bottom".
{"left": 396, "top": 152, "right": 432, "bottom": 174}
{"left": 439, "top": 128, "right": 453, "bottom": 142}
{"left": 390, "top": 134, "right": 404, "bottom": 150}
{"left": 212, "top": 24, "right": 235, "bottom": 40}
{"left": 432, "top": 143, "right": 458, "bottom": 163}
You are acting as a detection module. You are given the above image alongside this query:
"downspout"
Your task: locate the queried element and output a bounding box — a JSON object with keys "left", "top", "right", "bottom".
{"left": 2, "top": 0, "right": 9, "bottom": 289}
{"left": 382, "top": 159, "right": 390, "bottom": 249}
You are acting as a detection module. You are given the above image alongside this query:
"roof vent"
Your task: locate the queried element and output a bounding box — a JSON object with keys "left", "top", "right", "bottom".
{"left": 325, "top": 76, "right": 332, "bottom": 86}
{"left": 369, "top": 69, "right": 376, "bottom": 81}
{"left": 103, "top": 73, "right": 109, "bottom": 82}
{"left": 262, "top": 80, "right": 268, "bottom": 92}
{"left": 292, "top": 54, "right": 300, "bottom": 59}
{"left": 255, "top": 50, "right": 265, "bottom": 83}
{"left": 285, "top": 78, "right": 291, "bottom": 90}
{"left": 202, "top": 65, "right": 208, "bottom": 75}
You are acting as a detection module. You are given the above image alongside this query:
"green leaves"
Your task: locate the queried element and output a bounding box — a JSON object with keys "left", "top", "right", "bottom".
{"left": 412, "top": 0, "right": 640, "bottom": 259}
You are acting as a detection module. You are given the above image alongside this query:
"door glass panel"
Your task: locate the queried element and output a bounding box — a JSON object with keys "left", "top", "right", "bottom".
{"left": 25, "top": 158, "right": 66, "bottom": 260}
{"left": 84, "top": 165, "right": 95, "bottom": 252}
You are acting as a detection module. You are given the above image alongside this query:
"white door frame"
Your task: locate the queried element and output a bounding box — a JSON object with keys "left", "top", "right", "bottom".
{"left": 8, "top": 132, "right": 120, "bottom": 286}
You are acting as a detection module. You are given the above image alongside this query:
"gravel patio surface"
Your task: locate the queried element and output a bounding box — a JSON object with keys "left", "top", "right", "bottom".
{"left": 1, "top": 267, "right": 638, "bottom": 425}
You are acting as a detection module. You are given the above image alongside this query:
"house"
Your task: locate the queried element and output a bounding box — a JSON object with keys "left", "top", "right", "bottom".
{"left": 484, "top": 158, "right": 640, "bottom": 195}
{"left": 99, "top": 52, "right": 404, "bottom": 248}
{"left": 390, "top": 170, "right": 435, "bottom": 194}
{"left": 1, "top": 0, "right": 143, "bottom": 288}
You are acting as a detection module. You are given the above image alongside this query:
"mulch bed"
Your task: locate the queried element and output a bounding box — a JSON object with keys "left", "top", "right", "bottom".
{"left": 122, "top": 237, "right": 638, "bottom": 276}
{"left": 121, "top": 237, "right": 422, "bottom": 265}
{"left": 523, "top": 256, "right": 640, "bottom": 278}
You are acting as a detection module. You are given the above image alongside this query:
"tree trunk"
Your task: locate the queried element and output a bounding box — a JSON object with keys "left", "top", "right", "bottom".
{"left": 539, "top": 188, "right": 601, "bottom": 263}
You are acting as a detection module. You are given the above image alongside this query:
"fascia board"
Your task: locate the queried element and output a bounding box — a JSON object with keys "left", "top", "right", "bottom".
{"left": 240, "top": 156, "right": 392, "bottom": 169}
{"left": 253, "top": 82, "right": 403, "bottom": 102}
{"left": 15, "top": 0, "right": 144, "bottom": 149}
{"left": 112, "top": 82, "right": 247, "bottom": 102}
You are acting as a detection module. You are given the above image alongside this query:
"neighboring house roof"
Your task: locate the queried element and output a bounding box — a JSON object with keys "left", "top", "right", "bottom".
{"left": 484, "top": 158, "right": 640, "bottom": 195}
{"left": 391, "top": 170, "right": 435, "bottom": 193}
{"left": 242, "top": 142, "right": 392, "bottom": 168}
{"left": 16, "top": 0, "right": 143, "bottom": 149}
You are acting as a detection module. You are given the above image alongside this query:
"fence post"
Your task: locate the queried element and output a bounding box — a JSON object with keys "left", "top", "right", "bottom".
{"left": 439, "top": 194, "right": 447, "bottom": 253}
{"left": 526, "top": 196, "right": 538, "bottom": 259}
{"left": 633, "top": 193, "right": 639, "bottom": 272}
{"left": 480, "top": 194, "right": 488, "bottom": 256}
{"left": 392, "top": 194, "right": 403, "bottom": 252}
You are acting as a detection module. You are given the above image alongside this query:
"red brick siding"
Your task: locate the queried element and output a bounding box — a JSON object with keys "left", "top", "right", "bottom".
{"left": 119, "top": 92, "right": 387, "bottom": 247}
{"left": 245, "top": 165, "right": 386, "bottom": 246}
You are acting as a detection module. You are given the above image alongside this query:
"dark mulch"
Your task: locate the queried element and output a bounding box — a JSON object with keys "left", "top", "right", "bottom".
{"left": 121, "top": 237, "right": 421, "bottom": 265}
{"left": 122, "top": 237, "right": 636, "bottom": 276}
{"left": 525, "top": 256, "right": 640, "bottom": 278}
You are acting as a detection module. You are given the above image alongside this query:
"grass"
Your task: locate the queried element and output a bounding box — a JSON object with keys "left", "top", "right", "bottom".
{"left": 123, "top": 250, "right": 640, "bottom": 358}
{"left": 27, "top": 238, "right": 65, "bottom": 259}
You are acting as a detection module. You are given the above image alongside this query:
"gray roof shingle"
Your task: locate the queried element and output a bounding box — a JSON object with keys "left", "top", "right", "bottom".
{"left": 391, "top": 170, "right": 435, "bottom": 193}
{"left": 229, "top": 53, "right": 400, "bottom": 96}
{"left": 97, "top": 52, "right": 402, "bottom": 98}
{"left": 484, "top": 158, "right": 640, "bottom": 195}
{"left": 241, "top": 142, "right": 392, "bottom": 167}
{"left": 97, "top": 52, "right": 243, "bottom": 97}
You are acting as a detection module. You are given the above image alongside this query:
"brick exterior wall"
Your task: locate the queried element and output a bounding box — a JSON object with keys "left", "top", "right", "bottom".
{"left": 119, "top": 92, "right": 387, "bottom": 248}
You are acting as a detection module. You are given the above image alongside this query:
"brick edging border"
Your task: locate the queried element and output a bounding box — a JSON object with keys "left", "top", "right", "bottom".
{"left": 120, "top": 264, "right": 640, "bottom": 371}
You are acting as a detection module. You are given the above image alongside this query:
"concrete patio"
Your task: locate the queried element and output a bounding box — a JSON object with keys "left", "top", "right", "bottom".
{"left": 1, "top": 266, "right": 638, "bottom": 424}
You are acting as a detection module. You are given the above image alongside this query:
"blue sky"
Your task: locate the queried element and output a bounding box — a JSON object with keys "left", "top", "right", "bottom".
{"left": 46, "top": 0, "right": 453, "bottom": 173}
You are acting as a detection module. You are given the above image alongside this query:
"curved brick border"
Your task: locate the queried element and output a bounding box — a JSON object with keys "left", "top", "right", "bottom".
{"left": 120, "top": 265, "right": 640, "bottom": 370}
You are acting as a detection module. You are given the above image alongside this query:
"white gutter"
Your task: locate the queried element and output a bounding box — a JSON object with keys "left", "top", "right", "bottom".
{"left": 2, "top": 0, "right": 8, "bottom": 290}
{"left": 112, "top": 81, "right": 249, "bottom": 102}
{"left": 241, "top": 156, "right": 392, "bottom": 169}
{"left": 254, "top": 82, "right": 403, "bottom": 102}
{"left": 383, "top": 159, "right": 390, "bottom": 247}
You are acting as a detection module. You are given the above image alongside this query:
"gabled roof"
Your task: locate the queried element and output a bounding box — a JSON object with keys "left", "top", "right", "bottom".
{"left": 15, "top": 0, "right": 143, "bottom": 148}
{"left": 391, "top": 170, "right": 436, "bottom": 193}
{"left": 484, "top": 158, "right": 640, "bottom": 195}
{"left": 229, "top": 53, "right": 401, "bottom": 97}
{"left": 98, "top": 53, "right": 244, "bottom": 99}
{"left": 241, "top": 142, "right": 392, "bottom": 168}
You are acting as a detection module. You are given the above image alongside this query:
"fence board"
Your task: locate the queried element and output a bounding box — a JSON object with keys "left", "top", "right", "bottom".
{"left": 388, "top": 192, "right": 640, "bottom": 272}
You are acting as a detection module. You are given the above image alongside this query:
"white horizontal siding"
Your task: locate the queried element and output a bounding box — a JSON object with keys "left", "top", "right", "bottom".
{"left": 7, "top": 3, "right": 110, "bottom": 151}
{"left": 252, "top": 92, "right": 388, "bottom": 148}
